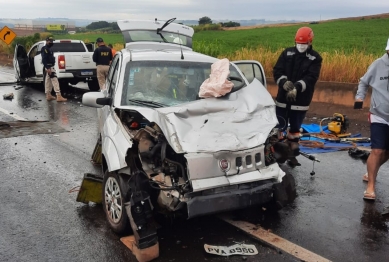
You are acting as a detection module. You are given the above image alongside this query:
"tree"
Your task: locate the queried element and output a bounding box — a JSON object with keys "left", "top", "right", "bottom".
{"left": 86, "top": 21, "right": 110, "bottom": 30}
{"left": 198, "top": 16, "right": 212, "bottom": 25}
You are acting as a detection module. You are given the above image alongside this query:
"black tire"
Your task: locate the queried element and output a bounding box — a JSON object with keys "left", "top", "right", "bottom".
{"left": 58, "top": 79, "right": 70, "bottom": 92}
{"left": 271, "top": 173, "right": 297, "bottom": 211}
{"left": 102, "top": 170, "right": 131, "bottom": 234}
{"left": 87, "top": 78, "right": 100, "bottom": 91}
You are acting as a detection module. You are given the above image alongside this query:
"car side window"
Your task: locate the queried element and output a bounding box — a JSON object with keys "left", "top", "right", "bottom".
{"left": 253, "top": 64, "right": 264, "bottom": 85}
{"left": 109, "top": 63, "right": 119, "bottom": 97}
{"left": 107, "top": 56, "right": 120, "bottom": 96}
{"left": 235, "top": 63, "right": 265, "bottom": 86}
{"left": 37, "top": 43, "right": 44, "bottom": 55}
{"left": 29, "top": 46, "right": 38, "bottom": 59}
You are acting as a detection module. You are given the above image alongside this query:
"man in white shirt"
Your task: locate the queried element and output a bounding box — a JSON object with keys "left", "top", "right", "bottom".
{"left": 355, "top": 38, "right": 389, "bottom": 201}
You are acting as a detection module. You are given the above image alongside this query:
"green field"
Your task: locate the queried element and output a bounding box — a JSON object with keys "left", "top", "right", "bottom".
{"left": 38, "top": 16, "right": 389, "bottom": 82}
{"left": 53, "top": 16, "right": 389, "bottom": 57}
{"left": 193, "top": 18, "right": 389, "bottom": 57}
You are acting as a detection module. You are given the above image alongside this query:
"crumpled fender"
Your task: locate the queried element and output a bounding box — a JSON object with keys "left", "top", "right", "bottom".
{"left": 102, "top": 136, "right": 124, "bottom": 172}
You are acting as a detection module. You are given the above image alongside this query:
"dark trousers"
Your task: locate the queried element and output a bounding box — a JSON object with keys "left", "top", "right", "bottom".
{"left": 276, "top": 106, "right": 307, "bottom": 138}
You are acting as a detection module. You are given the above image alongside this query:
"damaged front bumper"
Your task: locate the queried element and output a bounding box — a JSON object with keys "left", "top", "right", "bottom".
{"left": 186, "top": 172, "right": 296, "bottom": 218}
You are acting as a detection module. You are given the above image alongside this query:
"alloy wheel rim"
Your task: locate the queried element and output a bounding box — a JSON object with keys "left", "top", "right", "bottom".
{"left": 105, "top": 177, "right": 123, "bottom": 223}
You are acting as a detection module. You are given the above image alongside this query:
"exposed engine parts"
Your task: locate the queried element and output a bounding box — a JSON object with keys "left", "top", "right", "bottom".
{"left": 118, "top": 109, "right": 190, "bottom": 213}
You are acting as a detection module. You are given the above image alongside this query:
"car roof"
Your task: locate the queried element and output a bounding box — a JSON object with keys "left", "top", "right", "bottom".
{"left": 120, "top": 47, "right": 219, "bottom": 63}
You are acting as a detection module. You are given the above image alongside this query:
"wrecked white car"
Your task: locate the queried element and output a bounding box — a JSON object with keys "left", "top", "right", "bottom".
{"left": 82, "top": 18, "right": 296, "bottom": 250}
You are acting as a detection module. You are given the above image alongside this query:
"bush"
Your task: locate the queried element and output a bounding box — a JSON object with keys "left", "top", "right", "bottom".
{"left": 192, "top": 24, "right": 222, "bottom": 33}
{"left": 7, "top": 33, "right": 46, "bottom": 54}
{"left": 221, "top": 21, "right": 241, "bottom": 27}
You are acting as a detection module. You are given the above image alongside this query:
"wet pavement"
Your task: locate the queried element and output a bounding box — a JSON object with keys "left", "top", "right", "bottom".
{"left": 0, "top": 67, "right": 388, "bottom": 262}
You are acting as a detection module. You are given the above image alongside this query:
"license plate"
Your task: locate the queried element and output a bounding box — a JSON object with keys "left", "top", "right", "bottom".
{"left": 204, "top": 243, "right": 258, "bottom": 256}
{"left": 81, "top": 71, "right": 93, "bottom": 76}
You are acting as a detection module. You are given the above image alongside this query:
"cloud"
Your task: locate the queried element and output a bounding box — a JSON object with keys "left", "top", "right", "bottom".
{"left": 1, "top": 0, "right": 389, "bottom": 21}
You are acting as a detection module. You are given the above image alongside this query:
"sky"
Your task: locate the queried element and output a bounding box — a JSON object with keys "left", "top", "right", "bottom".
{"left": 2, "top": 0, "right": 389, "bottom": 22}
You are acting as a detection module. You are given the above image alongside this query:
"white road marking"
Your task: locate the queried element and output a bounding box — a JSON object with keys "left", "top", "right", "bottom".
{"left": 220, "top": 216, "right": 332, "bottom": 262}
{"left": 0, "top": 107, "right": 26, "bottom": 121}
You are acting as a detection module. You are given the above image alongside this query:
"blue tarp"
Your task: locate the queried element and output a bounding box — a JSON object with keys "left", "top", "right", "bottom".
{"left": 299, "top": 124, "right": 370, "bottom": 154}
{"left": 301, "top": 123, "right": 329, "bottom": 133}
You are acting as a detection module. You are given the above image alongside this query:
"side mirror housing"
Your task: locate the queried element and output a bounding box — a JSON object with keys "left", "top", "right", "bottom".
{"left": 82, "top": 92, "right": 111, "bottom": 108}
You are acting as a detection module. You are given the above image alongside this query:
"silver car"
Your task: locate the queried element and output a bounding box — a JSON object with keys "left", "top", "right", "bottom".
{"left": 82, "top": 18, "right": 296, "bottom": 250}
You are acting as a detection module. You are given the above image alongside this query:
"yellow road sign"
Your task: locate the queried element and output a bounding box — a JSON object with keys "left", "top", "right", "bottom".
{"left": 0, "top": 26, "right": 17, "bottom": 45}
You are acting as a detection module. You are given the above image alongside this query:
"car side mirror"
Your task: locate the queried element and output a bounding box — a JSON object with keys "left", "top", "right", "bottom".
{"left": 96, "top": 97, "right": 112, "bottom": 106}
{"left": 82, "top": 92, "right": 111, "bottom": 108}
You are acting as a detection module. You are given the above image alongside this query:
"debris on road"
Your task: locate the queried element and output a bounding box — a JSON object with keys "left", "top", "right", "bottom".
{"left": 0, "top": 121, "right": 10, "bottom": 129}
{"left": 204, "top": 243, "right": 258, "bottom": 257}
{"left": 75, "top": 173, "right": 103, "bottom": 204}
{"left": 121, "top": 235, "right": 159, "bottom": 262}
{"left": 3, "top": 92, "right": 14, "bottom": 100}
{"left": 0, "top": 120, "right": 68, "bottom": 139}
{"left": 348, "top": 148, "right": 370, "bottom": 162}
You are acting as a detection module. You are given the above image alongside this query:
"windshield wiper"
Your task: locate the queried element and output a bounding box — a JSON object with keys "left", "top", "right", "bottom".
{"left": 157, "top": 17, "right": 176, "bottom": 43}
{"left": 128, "top": 99, "right": 166, "bottom": 108}
{"left": 157, "top": 17, "right": 176, "bottom": 34}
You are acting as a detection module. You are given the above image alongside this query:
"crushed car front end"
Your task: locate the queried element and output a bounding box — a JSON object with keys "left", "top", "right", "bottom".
{"left": 83, "top": 44, "right": 296, "bottom": 251}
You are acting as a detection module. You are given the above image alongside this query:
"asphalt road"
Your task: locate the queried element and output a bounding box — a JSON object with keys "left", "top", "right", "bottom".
{"left": 0, "top": 66, "right": 388, "bottom": 262}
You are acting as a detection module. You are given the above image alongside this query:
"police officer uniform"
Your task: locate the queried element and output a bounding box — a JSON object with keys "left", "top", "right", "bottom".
{"left": 41, "top": 36, "right": 67, "bottom": 102}
{"left": 92, "top": 38, "right": 113, "bottom": 90}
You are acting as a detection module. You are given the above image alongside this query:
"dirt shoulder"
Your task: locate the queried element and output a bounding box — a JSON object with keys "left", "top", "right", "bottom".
{"left": 0, "top": 53, "right": 13, "bottom": 67}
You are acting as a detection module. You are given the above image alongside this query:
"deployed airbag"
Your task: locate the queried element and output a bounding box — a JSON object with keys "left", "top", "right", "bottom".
{"left": 199, "top": 58, "right": 234, "bottom": 98}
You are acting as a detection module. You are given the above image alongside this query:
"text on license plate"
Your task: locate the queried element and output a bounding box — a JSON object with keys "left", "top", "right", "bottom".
{"left": 204, "top": 243, "right": 258, "bottom": 256}
{"left": 81, "top": 71, "right": 93, "bottom": 76}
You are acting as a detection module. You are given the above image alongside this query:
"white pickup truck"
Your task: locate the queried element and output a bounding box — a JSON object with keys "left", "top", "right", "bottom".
{"left": 13, "top": 39, "right": 99, "bottom": 91}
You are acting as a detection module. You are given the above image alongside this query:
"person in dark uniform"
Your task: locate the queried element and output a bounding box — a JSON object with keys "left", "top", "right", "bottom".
{"left": 93, "top": 37, "right": 113, "bottom": 90}
{"left": 273, "top": 27, "right": 322, "bottom": 167}
{"left": 41, "top": 36, "right": 67, "bottom": 102}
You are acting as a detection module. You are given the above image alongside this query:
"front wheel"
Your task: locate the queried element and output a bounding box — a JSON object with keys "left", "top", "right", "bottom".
{"left": 102, "top": 170, "right": 131, "bottom": 234}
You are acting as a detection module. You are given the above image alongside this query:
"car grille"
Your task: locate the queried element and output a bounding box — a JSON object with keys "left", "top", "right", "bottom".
{"left": 235, "top": 153, "right": 261, "bottom": 171}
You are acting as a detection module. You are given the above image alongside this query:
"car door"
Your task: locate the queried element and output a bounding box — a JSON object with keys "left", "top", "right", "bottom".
{"left": 26, "top": 44, "right": 39, "bottom": 77}
{"left": 232, "top": 60, "right": 267, "bottom": 88}
{"left": 99, "top": 54, "right": 120, "bottom": 131}
{"left": 34, "top": 43, "right": 44, "bottom": 76}
{"left": 13, "top": 44, "right": 31, "bottom": 81}
{"left": 101, "top": 54, "right": 133, "bottom": 171}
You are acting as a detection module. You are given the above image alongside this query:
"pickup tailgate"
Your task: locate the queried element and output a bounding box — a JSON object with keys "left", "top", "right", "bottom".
{"left": 63, "top": 52, "right": 95, "bottom": 70}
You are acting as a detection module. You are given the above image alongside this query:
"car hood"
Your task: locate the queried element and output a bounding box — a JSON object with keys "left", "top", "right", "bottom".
{"left": 120, "top": 80, "right": 277, "bottom": 153}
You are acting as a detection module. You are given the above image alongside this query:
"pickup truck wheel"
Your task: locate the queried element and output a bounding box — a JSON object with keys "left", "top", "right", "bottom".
{"left": 59, "top": 79, "right": 70, "bottom": 92}
{"left": 87, "top": 78, "right": 100, "bottom": 91}
{"left": 102, "top": 170, "right": 131, "bottom": 234}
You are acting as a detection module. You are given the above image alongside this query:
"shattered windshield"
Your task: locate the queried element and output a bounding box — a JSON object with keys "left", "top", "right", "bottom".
{"left": 121, "top": 60, "right": 244, "bottom": 107}
{"left": 122, "top": 30, "right": 192, "bottom": 48}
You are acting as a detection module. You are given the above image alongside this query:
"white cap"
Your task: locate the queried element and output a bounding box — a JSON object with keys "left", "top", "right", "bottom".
{"left": 386, "top": 38, "right": 389, "bottom": 51}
